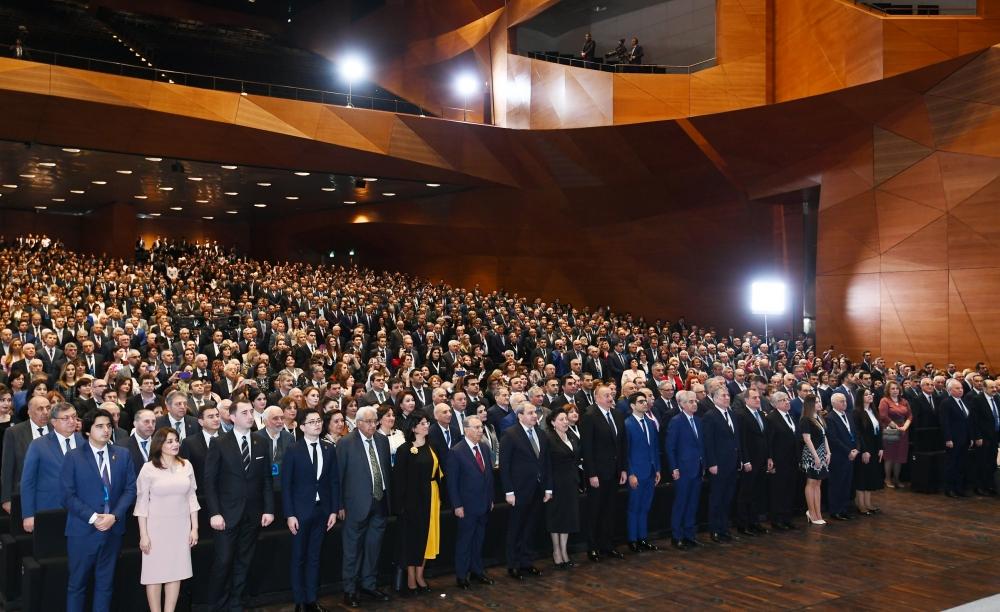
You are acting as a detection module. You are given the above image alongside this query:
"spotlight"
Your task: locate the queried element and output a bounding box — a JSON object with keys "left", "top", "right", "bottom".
{"left": 338, "top": 54, "right": 368, "bottom": 107}
{"left": 454, "top": 73, "right": 480, "bottom": 122}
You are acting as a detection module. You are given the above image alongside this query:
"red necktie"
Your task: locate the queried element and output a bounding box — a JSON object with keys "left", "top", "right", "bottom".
{"left": 473, "top": 445, "right": 485, "bottom": 472}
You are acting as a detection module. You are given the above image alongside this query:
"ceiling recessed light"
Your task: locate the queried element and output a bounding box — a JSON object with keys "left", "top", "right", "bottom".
{"left": 116, "top": 169, "right": 132, "bottom": 174}
{"left": 19, "top": 174, "right": 35, "bottom": 179}
{"left": 294, "top": 172, "right": 310, "bottom": 176}
{"left": 170, "top": 206, "right": 183, "bottom": 211}
{"left": 134, "top": 195, "right": 147, "bottom": 200}
{"left": 92, "top": 180, "right": 107, "bottom": 185}
{"left": 51, "top": 198, "right": 65, "bottom": 202}
{"left": 383, "top": 192, "right": 396, "bottom": 197}
{"left": 240, "top": 91, "right": 248, "bottom": 97}
{"left": 285, "top": 196, "right": 299, "bottom": 200}
{"left": 187, "top": 176, "right": 203, "bottom": 181}
{"left": 70, "top": 189, "right": 85, "bottom": 194}
{"left": 253, "top": 203, "right": 267, "bottom": 208}
{"left": 145, "top": 157, "right": 162, "bottom": 162}
{"left": 221, "top": 165, "right": 238, "bottom": 170}
{"left": 195, "top": 199, "right": 210, "bottom": 204}
{"left": 159, "top": 186, "right": 173, "bottom": 191}
{"left": 344, "top": 200, "right": 356, "bottom": 204}
{"left": 1, "top": 184, "right": 17, "bottom": 189}
{"left": 321, "top": 187, "right": 336, "bottom": 192}
{"left": 38, "top": 162, "right": 56, "bottom": 167}
{"left": 226, "top": 210, "right": 238, "bottom": 214}
{"left": 34, "top": 206, "right": 47, "bottom": 210}
{"left": 224, "top": 191, "right": 238, "bottom": 196}
{"left": 363, "top": 177, "right": 378, "bottom": 182}
{"left": 202, "top": 216, "right": 214, "bottom": 220}
{"left": 426, "top": 183, "right": 440, "bottom": 187}
{"left": 257, "top": 182, "right": 271, "bottom": 187}
{"left": 149, "top": 213, "right": 161, "bottom": 217}
{"left": 62, "top": 148, "right": 81, "bottom": 153}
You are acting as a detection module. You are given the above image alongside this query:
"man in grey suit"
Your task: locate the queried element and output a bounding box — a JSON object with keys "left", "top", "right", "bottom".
{"left": 1, "top": 396, "right": 52, "bottom": 513}
{"left": 252, "top": 406, "right": 294, "bottom": 492}
{"left": 336, "top": 405, "right": 392, "bottom": 607}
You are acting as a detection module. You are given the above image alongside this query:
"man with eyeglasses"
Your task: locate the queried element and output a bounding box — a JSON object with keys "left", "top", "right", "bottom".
{"left": 624, "top": 392, "right": 661, "bottom": 553}
{"left": 282, "top": 408, "right": 340, "bottom": 612}
{"left": 21, "top": 402, "right": 83, "bottom": 532}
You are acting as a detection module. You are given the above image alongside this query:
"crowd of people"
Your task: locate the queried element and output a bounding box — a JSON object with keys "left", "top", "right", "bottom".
{"left": 0, "top": 234, "right": 997, "bottom": 612}
{"left": 580, "top": 33, "right": 644, "bottom": 65}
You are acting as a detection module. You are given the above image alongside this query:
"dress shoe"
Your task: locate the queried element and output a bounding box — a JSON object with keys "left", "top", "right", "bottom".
{"left": 343, "top": 592, "right": 360, "bottom": 608}
{"left": 416, "top": 584, "right": 432, "bottom": 594}
{"left": 587, "top": 550, "right": 601, "bottom": 562}
{"left": 783, "top": 521, "right": 797, "bottom": 530}
{"left": 956, "top": 490, "right": 969, "bottom": 497}
{"left": 360, "top": 587, "right": 390, "bottom": 601}
{"left": 521, "top": 565, "right": 542, "bottom": 577}
{"left": 307, "top": 604, "right": 331, "bottom": 612}
{"left": 672, "top": 539, "right": 688, "bottom": 551}
{"left": 684, "top": 538, "right": 701, "bottom": 547}
{"left": 833, "top": 513, "right": 849, "bottom": 521}
{"left": 720, "top": 533, "right": 734, "bottom": 542}
{"left": 605, "top": 548, "right": 625, "bottom": 560}
{"left": 772, "top": 522, "right": 789, "bottom": 531}
{"left": 565, "top": 559, "right": 577, "bottom": 568}
{"left": 639, "top": 539, "right": 659, "bottom": 551}
{"left": 507, "top": 568, "right": 524, "bottom": 580}
{"left": 628, "top": 541, "right": 641, "bottom": 553}
{"left": 737, "top": 527, "right": 757, "bottom": 537}
{"left": 869, "top": 507, "right": 881, "bottom": 514}
{"left": 710, "top": 532, "right": 723, "bottom": 543}
{"left": 472, "top": 573, "right": 495, "bottom": 585}
{"left": 400, "top": 587, "right": 417, "bottom": 598}
{"left": 858, "top": 510, "right": 873, "bottom": 516}
{"left": 946, "top": 490, "right": 959, "bottom": 498}
{"left": 296, "top": 605, "right": 305, "bottom": 612}
{"left": 456, "top": 578, "right": 471, "bottom": 590}
{"left": 751, "top": 524, "right": 770, "bottom": 535}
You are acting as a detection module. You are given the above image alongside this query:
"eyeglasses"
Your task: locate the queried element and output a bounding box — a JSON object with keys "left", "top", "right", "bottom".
{"left": 301, "top": 420, "right": 323, "bottom": 426}
{"left": 358, "top": 418, "right": 378, "bottom": 425}
{"left": 54, "top": 415, "right": 79, "bottom": 422}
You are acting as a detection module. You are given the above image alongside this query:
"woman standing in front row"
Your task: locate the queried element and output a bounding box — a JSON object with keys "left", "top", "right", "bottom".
{"left": 134, "top": 427, "right": 200, "bottom": 612}
{"left": 800, "top": 396, "right": 830, "bottom": 526}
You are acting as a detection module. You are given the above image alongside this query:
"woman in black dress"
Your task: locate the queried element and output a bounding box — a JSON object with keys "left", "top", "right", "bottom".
{"left": 545, "top": 408, "right": 581, "bottom": 569}
{"left": 391, "top": 410, "right": 441, "bottom": 595}
{"left": 853, "top": 388, "right": 884, "bottom": 515}
{"left": 0, "top": 384, "right": 12, "bottom": 463}
{"left": 799, "top": 395, "right": 830, "bottom": 526}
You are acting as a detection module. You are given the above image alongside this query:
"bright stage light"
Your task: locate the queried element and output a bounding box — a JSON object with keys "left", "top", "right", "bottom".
{"left": 454, "top": 74, "right": 479, "bottom": 97}
{"left": 751, "top": 281, "right": 786, "bottom": 315}
{"left": 338, "top": 54, "right": 368, "bottom": 83}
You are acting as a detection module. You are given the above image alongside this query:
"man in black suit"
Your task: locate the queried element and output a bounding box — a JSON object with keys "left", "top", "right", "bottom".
{"left": 203, "top": 399, "right": 275, "bottom": 612}
{"left": 910, "top": 377, "right": 943, "bottom": 452}
{"left": 579, "top": 384, "right": 626, "bottom": 561}
{"left": 549, "top": 374, "right": 579, "bottom": 412}
{"left": 968, "top": 378, "right": 999, "bottom": 496}
{"left": 155, "top": 390, "right": 201, "bottom": 442}
{"left": 627, "top": 36, "right": 644, "bottom": 64}
{"left": 702, "top": 386, "right": 748, "bottom": 542}
{"left": 125, "top": 408, "right": 156, "bottom": 476}
{"left": 765, "top": 392, "right": 799, "bottom": 530}
{"left": 0, "top": 395, "right": 51, "bottom": 513}
{"left": 448, "top": 415, "right": 496, "bottom": 589}
{"left": 80, "top": 339, "right": 105, "bottom": 378}
{"left": 580, "top": 32, "right": 596, "bottom": 62}
{"left": 826, "top": 393, "right": 859, "bottom": 520}
{"left": 179, "top": 404, "right": 221, "bottom": 491}
{"left": 499, "top": 400, "right": 551, "bottom": 580}
{"left": 734, "top": 388, "right": 769, "bottom": 535}
{"left": 940, "top": 378, "right": 976, "bottom": 497}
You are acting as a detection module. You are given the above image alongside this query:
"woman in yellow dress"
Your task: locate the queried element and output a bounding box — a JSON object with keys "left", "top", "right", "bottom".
{"left": 392, "top": 410, "right": 442, "bottom": 595}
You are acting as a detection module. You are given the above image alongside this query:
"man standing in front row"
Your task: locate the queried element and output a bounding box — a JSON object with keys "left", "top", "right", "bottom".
{"left": 500, "top": 401, "right": 551, "bottom": 580}
{"left": 337, "top": 405, "right": 392, "bottom": 607}
{"left": 624, "top": 392, "right": 660, "bottom": 552}
{"left": 666, "top": 390, "right": 703, "bottom": 550}
{"left": 62, "top": 409, "right": 137, "bottom": 612}
{"left": 448, "top": 415, "right": 496, "bottom": 590}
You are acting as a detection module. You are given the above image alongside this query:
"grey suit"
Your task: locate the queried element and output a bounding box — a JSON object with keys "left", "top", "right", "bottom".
{"left": 1, "top": 420, "right": 49, "bottom": 505}
{"left": 252, "top": 428, "right": 294, "bottom": 492}
{"left": 336, "top": 429, "right": 391, "bottom": 594}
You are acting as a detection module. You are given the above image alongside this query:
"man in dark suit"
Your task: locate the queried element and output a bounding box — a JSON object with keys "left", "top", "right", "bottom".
{"left": 448, "top": 415, "right": 496, "bottom": 589}
{"left": 666, "top": 390, "right": 703, "bottom": 549}
{"left": 826, "top": 393, "right": 859, "bottom": 520}
{"left": 20, "top": 402, "right": 84, "bottom": 532}
{"left": 734, "top": 388, "right": 769, "bottom": 535}
{"left": 336, "top": 406, "right": 392, "bottom": 607}
{"left": 940, "top": 379, "right": 976, "bottom": 497}
{"left": 1, "top": 395, "right": 51, "bottom": 514}
{"left": 254, "top": 406, "right": 295, "bottom": 493}
{"left": 499, "top": 400, "right": 551, "bottom": 580}
{"left": 203, "top": 399, "right": 275, "bottom": 612}
{"left": 155, "top": 390, "right": 202, "bottom": 442}
{"left": 282, "top": 409, "right": 340, "bottom": 612}
{"left": 624, "top": 392, "right": 660, "bottom": 552}
{"left": 910, "top": 377, "right": 943, "bottom": 452}
{"left": 580, "top": 32, "right": 596, "bottom": 61}
{"left": 702, "top": 386, "right": 748, "bottom": 542}
{"left": 965, "top": 377, "right": 998, "bottom": 496}
{"left": 579, "top": 384, "right": 626, "bottom": 561}
{"left": 62, "top": 409, "right": 137, "bottom": 612}
{"left": 765, "top": 392, "right": 799, "bottom": 530}
{"left": 125, "top": 408, "right": 156, "bottom": 476}
{"left": 628, "top": 36, "right": 644, "bottom": 64}
{"left": 607, "top": 341, "right": 629, "bottom": 385}
{"left": 179, "top": 404, "right": 221, "bottom": 491}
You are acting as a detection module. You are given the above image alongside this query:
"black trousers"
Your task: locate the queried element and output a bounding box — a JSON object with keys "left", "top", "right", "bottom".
{"left": 736, "top": 461, "right": 768, "bottom": 527}
{"left": 506, "top": 487, "right": 541, "bottom": 569}
{"left": 975, "top": 439, "right": 998, "bottom": 491}
{"left": 586, "top": 477, "right": 617, "bottom": 551}
{"left": 210, "top": 511, "right": 261, "bottom": 612}
{"left": 768, "top": 461, "right": 797, "bottom": 523}
{"left": 945, "top": 443, "right": 969, "bottom": 494}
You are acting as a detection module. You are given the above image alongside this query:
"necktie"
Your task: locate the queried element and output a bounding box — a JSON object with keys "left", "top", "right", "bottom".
{"left": 990, "top": 397, "right": 999, "bottom": 431}
{"left": 88, "top": 357, "right": 95, "bottom": 375}
{"left": 724, "top": 410, "right": 733, "bottom": 432}
{"left": 840, "top": 412, "right": 853, "bottom": 439}
{"left": 753, "top": 410, "right": 763, "bottom": 432}
{"left": 241, "top": 435, "right": 251, "bottom": 471}
{"left": 957, "top": 399, "right": 968, "bottom": 417}
{"left": 527, "top": 428, "right": 540, "bottom": 457}
{"left": 689, "top": 416, "right": 698, "bottom": 438}
{"left": 785, "top": 412, "right": 794, "bottom": 430}
{"left": 474, "top": 445, "right": 485, "bottom": 472}
{"left": 208, "top": 435, "right": 216, "bottom": 446}
{"left": 98, "top": 450, "right": 111, "bottom": 513}
{"left": 640, "top": 418, "right": 650, "bottom": 445}
{"left": 311, "top": 442, "right": 320, "bottom": 479}
{"left": 174, "top": 420, "right": 182, "bottom": 436}
{"left": 141, "top": 439, "right": 149, "bottom": 460}
{"left": 444, "top": 427, "right": 451, "bottom": 447}
{"left": 62, "top": 437, "right": 71, "bottom": 454}
{"left": 37, "top": 427, "right": 44, "bottom": 437}
{"left": 605, "top": 410, "right": 617, "bottom": 435}
{"left": 366, "top": 438, "right": 384, "bottom": 500}
{"left": 376, "top": 391, "right": 384, "bottom": 403}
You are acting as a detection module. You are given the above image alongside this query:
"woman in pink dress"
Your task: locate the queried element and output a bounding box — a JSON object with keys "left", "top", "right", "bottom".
{"left": 134, "top": 427, "right": 200, "bottom": 612}
{"left": 878, "top": 380, "right": 912, "bottom": 489}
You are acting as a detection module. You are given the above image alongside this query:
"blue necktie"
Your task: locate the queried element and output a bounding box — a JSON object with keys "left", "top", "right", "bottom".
{"left": 98, "top": 450, "right": 111, "bottom": 513}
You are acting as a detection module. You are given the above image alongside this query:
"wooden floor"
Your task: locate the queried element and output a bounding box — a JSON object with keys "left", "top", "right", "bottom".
{"left": 260, "top": 488, "right": 1000, "bottom": 611}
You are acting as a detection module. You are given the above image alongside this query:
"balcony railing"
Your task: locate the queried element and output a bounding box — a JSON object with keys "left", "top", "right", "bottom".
{"left": 518, "top": 51, "right": 717, "bottom": 75}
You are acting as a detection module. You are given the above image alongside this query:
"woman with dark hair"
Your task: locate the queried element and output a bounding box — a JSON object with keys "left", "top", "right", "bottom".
{"left": 395, "top": 390, "right": 418, "bottom": 435}
{"left": 392, "top": 410, "right": 441, "bottom": 595}
{"left": 251, "top": 361, "right": 272, "bottom": 393}
{"left": 800, "top": 395, "right": 830, "bottom": 526}
{"left": 545, "top": 407, "right": 581, "bottom": 568}
{"left": 15, "top": 378, "right": 49, "bottom": 420}
{"left": 425, "top": 346, "right": 444, "bottom": 378}
{"left": 321, "top": 410, "right": 346, "bottom": 446}
{"left": 854, "top": 388, "right": 884, "bottom": 514}
{"left": 0, "top": 384, "right": 13, "bottom": 462}
{"left": 376, "top": 404, "right": 405, "bottom": 463}
{"left": 134, "top": 427, "right": 199, "bottom": 612}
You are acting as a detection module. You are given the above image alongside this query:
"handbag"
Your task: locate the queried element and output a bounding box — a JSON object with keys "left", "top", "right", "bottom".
{"left": 883, "top": 425, "right": 902, "bottom": 444}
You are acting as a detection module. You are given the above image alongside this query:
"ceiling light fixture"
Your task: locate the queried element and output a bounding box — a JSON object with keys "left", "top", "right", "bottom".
{"left": 202, "top": 216, "right": 214, "bottom": 220}
{"left": 253, "top": 203, "right": 267, "bottom": 208}
{"left": 19, "top": 174, "right": 35, "bottom": 179}
{"left": 195, "top": 199, "right": 210, "bottom": 204}
{"left": 38, "top": 162, "right": 56, "bottom": 167}
{"left": 285, "top": 196, "right": 299, "bottom": 200}
{"left": 321, "top": 187, "right": 336, "bottom": 192}
{"left": 158, "top": 186, "right": 173, "bottom": 191}
{"left": 187, "top": 177, "right": 203, "bottom": 181}
{"left": 226, "top": 210, "right": 238, "bottom": 214}
{"left": 221, "top": 165, "right": 238, "bottom": 170}
{"left": 149, "top": 213, "right": 161, "bottom": 217}
{"left": 294, "top": 172, "right": 310, "bottom": 176}
{"left": 257, "top": 182, "right": 271, "bottom": 187}
{"left": 426, "top": 183, "right": 440, "bottom": 187}
{"left": 224, "top": 191, "right": 238, "bottom": 196}
{"left": 145, "top": 157, "right": 162, "bottom": 162}
{"left": 70, "top": 189, "right": 85, "bottom": 194}
{"left": 34, "top": 206, "right": 47, "bottom": 210}
{"left": 92, "top": 180, "right": 107, "bottom": 185}
{"left": 344, "top": 200, "right": 356, "bottom": 204}
{"left": 134, "top": 195, "right": 148, "bottom": 199}
{"left": 383, "top": 192, "right": 396, "bottom": 196}
{"left": 116, "top": 170, "right": 132, "bottom": 174}
{"left": 51, "top": 198, "right": 65, "bottom": 202}
{"left": 1, "top": 184, "right": 17, "bottom": 189}
{"left": 363, "top": 177, "right": 378, "bottom": 182}
{"left": 62, "top": 148, "right": 81, "bottom": 153}
{"left": 170, "top": 206, "right": 183, "bottom": 211}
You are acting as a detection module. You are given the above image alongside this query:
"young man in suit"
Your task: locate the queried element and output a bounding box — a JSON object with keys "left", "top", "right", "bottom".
{"left": 448, "top": 415, "right": 495, "bottom": 589}
{"left": 624, "top": 392, "right": 660, "bottom": 553}
{"left": 178, "top": 404, "right": 221, "bottom": 491}
{"left": 499, "top": 400, "right": 551, "bottom": 580}
{"left": 203, "top": 399, "right": 275, "bottom": 612}
{"left": 155, "top": 390, "right": 202, "bottom": 441}
{"left": 765, "top": 392, "right": 799, "bottom": 530}
{"left": 702, "top": 386, "right": 749, "bottom": 542}
{"left": 0, "top": 395, "right": 51, "bottom": 514}
{"left": 734, "top": 388, "right": 770, "bottom": 536}
{"left": 667, "top": 390, "right": 704, "bottom": 550}
{"left": 62, "top": 409, "right": 137, "bottom": 612}
{"left": 826, "top": 393, "right": 859, "bottom": 520}
{"left": 579, "top": 384, "right": 626, "bottom": 561}
{"left": 336, "top": 405, "right": 392, "bottom": 607}
{"left": 282, "top": 408, "right": 340, "bottom": 612}
{"left": 20, "top": 402, "right": 85, "bottom": 532}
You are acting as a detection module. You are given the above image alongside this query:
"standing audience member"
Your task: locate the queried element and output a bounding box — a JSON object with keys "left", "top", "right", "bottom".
{"left": 623, "top": 392, "right": 660, "bottom": 552}
{"left": 968, "top": 379, "right": 999, "bottom": 496}
{"left": 21, "top": 402, "right": 83, "bottom": 532}
{"left": 826, "top": 392, "right": 860, "bottom": 521}
{"left": 579, "top": 384, "right": 625, "bottom": 561}
{"left": 178, "top": 404, "right": 221, "bottom": 490}
{"left": 800, "top": 395, "right": 829, "bottom": 525}
{"left": 765, "top": 392, "right": 798, "bottom": 530}
{"left": 701, "top": 386, "right": 747, "bottom": 542}
{"left": 1, "top": 395, "right": 51, "bottom": 513}
{"left": 939, "top": 379, "right": 974, "bottom": 498}
{"left": 666, "top": 390, "right": 703, "bottom": 549}
{"left": 854, "top": 389, "right": 883, "bottom": 514}
{"left": 734, "top": 388, "right": 769, "bottom": 536}
{"left": 135, "top": 427, "right": 200, "bottom": 612}
{"left": 545, "top": 408, "right": 581, "bottom": 567}
{"left": 448, "top": 414, "right": 496, "bottom": 588}
{"left": 878, "top": 380, "right": 911, "bottom": 489}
